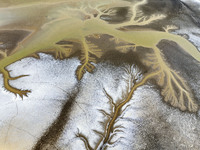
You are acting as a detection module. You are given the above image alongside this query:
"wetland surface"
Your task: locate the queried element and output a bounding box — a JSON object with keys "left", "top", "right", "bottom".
{"left": 0, "top": 0, "right": 200, "bottom": 149}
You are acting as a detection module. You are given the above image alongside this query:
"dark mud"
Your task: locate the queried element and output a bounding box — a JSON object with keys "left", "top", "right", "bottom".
{"left": 157, "top": 40, "right": 200, "bottom": 104}
{"left": 0, "top": 30, "right": 30, "bottom": 54}
{"left": 32, "top": 87, "right": 79, "bottom": 150}
{"left": 134, "top": 114, "right": 175, "bottom": 150}
{"left": 101, "top": 46, "right": 150, "bottom": 74}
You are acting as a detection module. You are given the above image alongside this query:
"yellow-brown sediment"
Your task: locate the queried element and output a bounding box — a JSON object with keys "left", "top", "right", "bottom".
{"left": 101, "top": 71, "right": 160, "bottom": 146}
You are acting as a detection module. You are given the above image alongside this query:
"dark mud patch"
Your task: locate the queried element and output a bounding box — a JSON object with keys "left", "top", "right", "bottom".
{"left": 32, "top": 87, "right": 79, "bottom": 150}
{"left": 157, "top": 39, "right": 200, "bottom": 103}
{"left": 100, "top": 7, "right": 130, "bottom": 23}
{"left": 132, "top": 110, "right": 175, "bottom": 150}
{"left": 0, "top": 30, "right": 30, "bottom": 57}
{"left": 101, "top": 46, "right": 150, "bottom": 74}
{"left": 141, "top": 0, "right": 182, "bottom": 15}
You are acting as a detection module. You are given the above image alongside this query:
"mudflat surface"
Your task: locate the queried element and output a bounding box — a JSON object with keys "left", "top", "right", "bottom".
{"left": 0, "top": 0, "right": 200, "bottom": 150}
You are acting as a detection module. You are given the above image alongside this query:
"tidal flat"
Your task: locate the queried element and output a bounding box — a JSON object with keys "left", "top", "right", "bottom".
{"left": 0, "top": 0, "right": 200, "bottom": 149}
